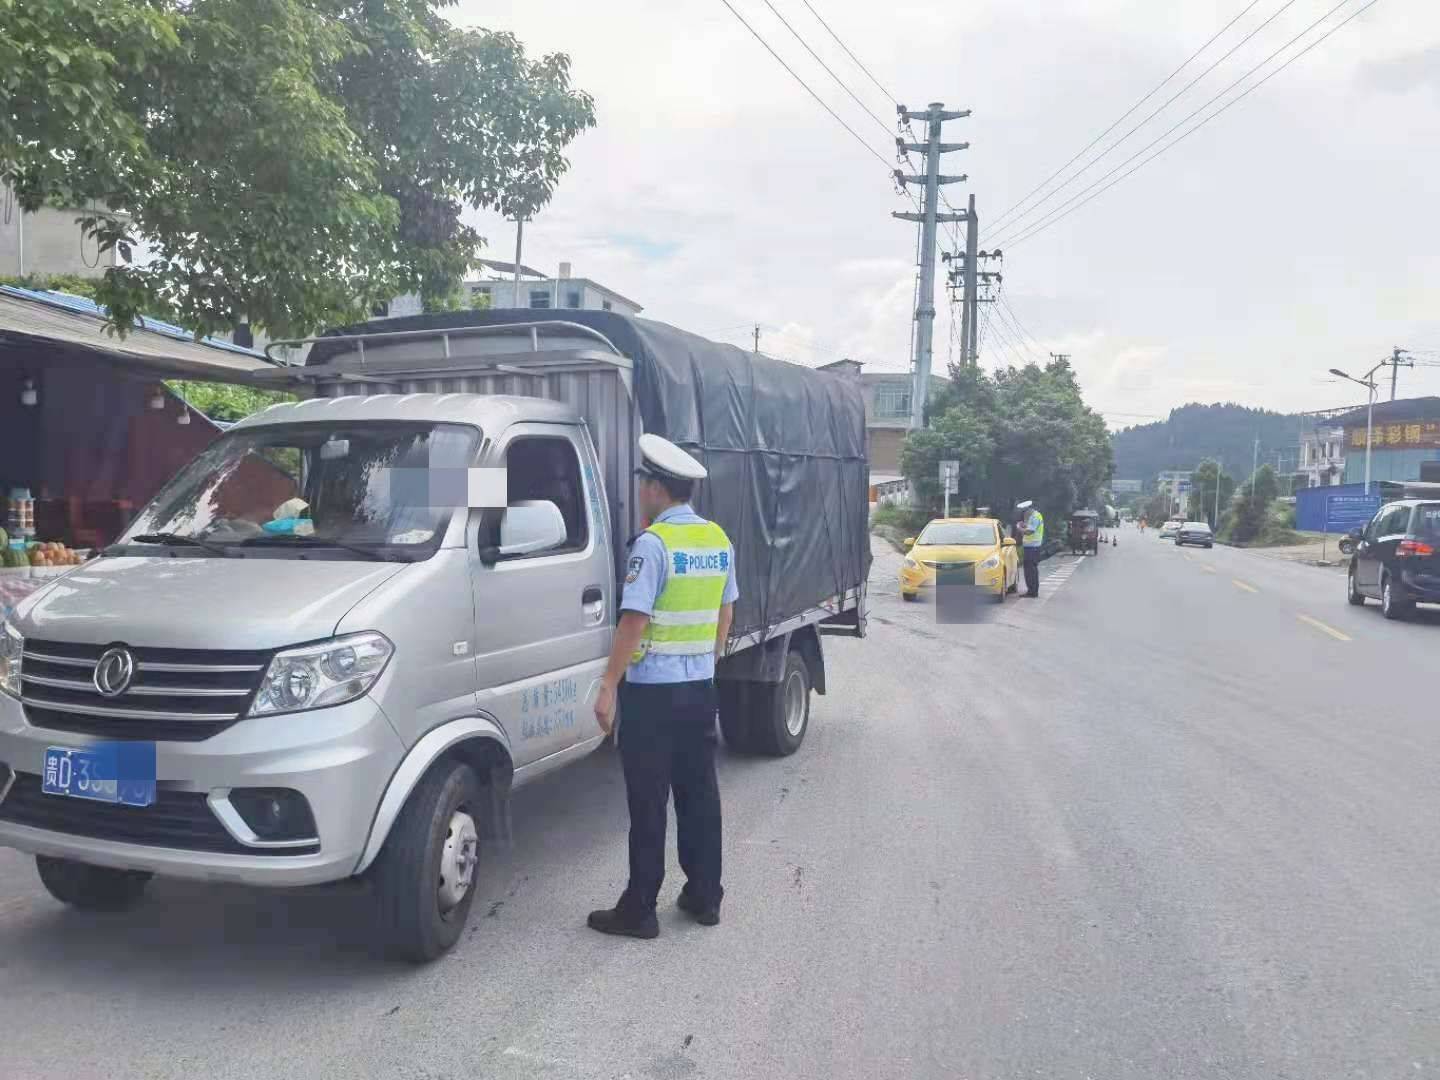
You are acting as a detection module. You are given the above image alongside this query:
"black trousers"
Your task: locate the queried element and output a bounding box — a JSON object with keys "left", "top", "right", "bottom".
{"left": 1023, "top": 548, "right": 1041, "bottom": 595}
{"left": 617, "top": 679, "right": 723, "bottom": 913}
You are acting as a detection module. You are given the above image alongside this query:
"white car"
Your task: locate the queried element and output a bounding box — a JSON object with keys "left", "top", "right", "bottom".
{"left": 1159, "top": 519, "right": 1182, "bottom": 539}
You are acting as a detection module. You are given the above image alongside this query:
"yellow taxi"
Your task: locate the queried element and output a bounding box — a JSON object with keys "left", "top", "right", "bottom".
{"left": 899, "top": 517, "right": 1019, "bottom": 602}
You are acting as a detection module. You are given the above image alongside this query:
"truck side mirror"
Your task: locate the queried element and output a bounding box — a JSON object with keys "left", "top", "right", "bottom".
{"left": 483, "top": 499, "right": 566, "bottom": 561}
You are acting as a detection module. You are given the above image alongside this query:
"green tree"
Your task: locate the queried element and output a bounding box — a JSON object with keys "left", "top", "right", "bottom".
{"left": 166, "top": 381, "right": 293, "bottom": 422}
{"left": 1227, "top": 464, "right": 1280, "bottom": 544}
{"left": 900, "top": 355, "right": 1112, "bottom": 525}
{"left": 0, "top": 0, "right": 595, "bottom": 339}
{"left": 1186, "top": 459, "right": 1237, "bottom": 527}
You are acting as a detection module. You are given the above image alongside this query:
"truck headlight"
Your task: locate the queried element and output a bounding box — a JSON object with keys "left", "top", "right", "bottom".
{"left": 978, "top": 554, "right": 1001, "bottom": 570}
{"left": 250, "top": 632, "right": 394, "bottom": 717}
{"left": 0, "top": 620, "right": 21, "bottom": 699}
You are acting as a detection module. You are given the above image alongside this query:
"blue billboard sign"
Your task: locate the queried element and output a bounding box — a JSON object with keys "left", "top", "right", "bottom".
{"left": 1323, "top": 493, "right": 1381, "bottom": 533}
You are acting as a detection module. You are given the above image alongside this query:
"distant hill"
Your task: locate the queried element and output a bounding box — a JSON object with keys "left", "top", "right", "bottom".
{"left": 1111, "top": 403, "right": 1304, "bottom": 486}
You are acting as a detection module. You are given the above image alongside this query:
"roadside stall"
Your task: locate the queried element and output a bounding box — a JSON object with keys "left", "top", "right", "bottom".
{"left": 0, "top": 286, "right": 276, "bottom": 617}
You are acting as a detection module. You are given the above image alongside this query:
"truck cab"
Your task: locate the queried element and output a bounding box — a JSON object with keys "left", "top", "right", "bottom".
{"left": 0, "top": 392, "right": 615, "bottom": 960}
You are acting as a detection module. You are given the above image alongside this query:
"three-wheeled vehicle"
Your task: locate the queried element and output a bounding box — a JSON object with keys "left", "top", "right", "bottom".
{"left": 1069, "top": 509, "right": 1101, "bottom": 555}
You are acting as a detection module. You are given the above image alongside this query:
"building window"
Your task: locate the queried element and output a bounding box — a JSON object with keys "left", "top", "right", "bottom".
{"left": 529, "top": 290, "right": 550, "bottom": 309}
{"left": 602, "top": 300, "right": 613, "bottom": 311}
{"left": 874, "top": 384, "right": 911, "bottom": 419}
{"left": 565, "top": 290, "right": 582, "bottom": 309}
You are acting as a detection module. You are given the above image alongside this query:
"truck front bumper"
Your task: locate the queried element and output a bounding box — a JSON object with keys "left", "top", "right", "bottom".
{"left": 0, "top": 693, "right": 406, "bottom": 887}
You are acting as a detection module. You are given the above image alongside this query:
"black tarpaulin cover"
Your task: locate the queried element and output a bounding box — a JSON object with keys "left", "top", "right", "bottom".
{"left": 311, "top": 309, "right": 872, "bottom": 639}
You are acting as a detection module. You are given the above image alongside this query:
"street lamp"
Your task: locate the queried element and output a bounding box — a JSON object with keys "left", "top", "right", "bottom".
{"left": 1329, "top": 363, "right": 1385, "bottom": 495}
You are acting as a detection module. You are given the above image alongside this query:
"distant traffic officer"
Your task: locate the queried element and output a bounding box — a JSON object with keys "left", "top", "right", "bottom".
{"left": 589, "top": 434, "right": 738, "bottom": 938}
{"left": 1017, "top": 499, "right": 1045, "bottom": 597}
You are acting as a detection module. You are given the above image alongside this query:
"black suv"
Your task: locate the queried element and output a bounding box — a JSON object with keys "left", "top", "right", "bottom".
{"left": 1340, "top": 499, "right": 1440, "bottom": 619}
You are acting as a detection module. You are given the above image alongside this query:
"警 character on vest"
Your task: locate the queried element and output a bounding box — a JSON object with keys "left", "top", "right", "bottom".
{"left": 589, "top": 434, "right": 738, "bottom": 939}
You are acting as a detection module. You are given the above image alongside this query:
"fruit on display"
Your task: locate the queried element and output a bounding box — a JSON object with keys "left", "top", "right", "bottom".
{"left": 2, "top": 543, "right": 28, "bottom": 569}
{"left": 27, "top": 541, "right": 84, "bottom": 567}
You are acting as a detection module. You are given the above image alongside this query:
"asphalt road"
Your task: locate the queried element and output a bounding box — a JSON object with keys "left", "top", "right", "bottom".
{"left": 2, "top": 526, "right": 1438, "bottom": 1079}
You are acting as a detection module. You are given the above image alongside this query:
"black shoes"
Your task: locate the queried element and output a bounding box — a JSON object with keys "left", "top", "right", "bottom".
{"left": 677, "top": 889, "right": 721, "bottom": 926}
{"left": 587, "top": 904, "right": 659, "bottom": 939}
{"left": 588, "top": 890, "right": 721, "bottom": 936}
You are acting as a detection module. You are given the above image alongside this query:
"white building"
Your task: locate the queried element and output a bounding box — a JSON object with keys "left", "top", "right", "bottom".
{"left": 1298, "top": 426, "right": 1345, "bottom": 488}
{"left": 0, "top": 186, "right": 123, "bottom": 279}
{"left": 1156, "top": 470, "right": 1193, "bottom": 517}
{"left": 387, "top": 260, "right": 643, "bottom": 319}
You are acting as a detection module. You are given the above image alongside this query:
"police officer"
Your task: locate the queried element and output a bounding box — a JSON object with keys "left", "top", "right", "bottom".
{"left": 589, "top": 434, "right": 738, "bottom": 939}
{"left": 1017, "top": 499, "right": 1045, "bottom": 597}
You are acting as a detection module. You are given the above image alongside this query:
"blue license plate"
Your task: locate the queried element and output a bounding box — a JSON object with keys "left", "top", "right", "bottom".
{"left": 42, "top": 743, "right": 156, "bottom": 808}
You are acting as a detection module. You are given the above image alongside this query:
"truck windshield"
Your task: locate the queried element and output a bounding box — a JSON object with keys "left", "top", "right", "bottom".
{"left": 115, "top": 421, "right": 479, "bottom": 558}
{"left": 918, "top": 522, "right": 997, "bottom": 546}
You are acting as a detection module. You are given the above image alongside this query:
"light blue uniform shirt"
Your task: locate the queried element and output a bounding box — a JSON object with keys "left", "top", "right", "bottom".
{"left": 620, "top": 503, "right": 739, "bottom": 685}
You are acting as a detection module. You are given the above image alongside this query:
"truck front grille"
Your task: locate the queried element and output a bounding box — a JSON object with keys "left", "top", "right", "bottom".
{"left": 0, "top": 772, "right": 316, "bottom": 856}
{"left": 19, "top": 640, "right": 269, "bottom": 742}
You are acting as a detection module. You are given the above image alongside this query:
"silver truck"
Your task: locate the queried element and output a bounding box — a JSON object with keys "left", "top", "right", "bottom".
{"left": 0, "top": 313, "right": 869, "bottom": 960}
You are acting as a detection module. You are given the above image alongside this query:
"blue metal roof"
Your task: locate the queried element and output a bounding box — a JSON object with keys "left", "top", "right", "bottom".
{"left": 0, "top": 285, "right": 271, "bottom": 361}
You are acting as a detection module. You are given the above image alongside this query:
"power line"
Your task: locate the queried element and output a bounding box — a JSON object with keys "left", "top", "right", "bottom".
{"left": 757, "top": 0, "right": 895, "bottom": 140}
{"left": 991, "top": 0, "right": 1264, "bottom": 233}
{"left": 992, "top": 0, "right": 1305, "bottom": 242}
{"left": 796, "top": 0, "right": 899, "bottom": 104}
{"left": 715, "top": 0, "right": 898, "bottom": 176}
{"left": 991, "top": 300, "right": 1045, "bottom": 362}
{"left": 998, "top": 294, "right": 1047, "bottom": 354}
{"left": 1000, "top": 0, "right": 1381, "bottom": 249}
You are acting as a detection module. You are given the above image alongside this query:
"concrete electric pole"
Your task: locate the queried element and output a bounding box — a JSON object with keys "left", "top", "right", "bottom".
{"left": 753, "top": 324, "right": 761, "bottom": 355}
{"left": 893, "top": 102, "right": 969, "bottom": 429}
{"left": 961, "top": 194, "right": 980, "bottom": 367}
{"left": 1386, "top": 346, "right": 1413, "bottom": 401}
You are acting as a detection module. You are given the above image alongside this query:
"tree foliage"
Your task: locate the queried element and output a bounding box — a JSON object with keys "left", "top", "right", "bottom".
{"left": 166, "top": 380, "right": 293, "bottom": 422}
{"left": 901, "top": 356, "right": 1113, "bottom": 526}
{"left": 1111, "top": 403, "right": 1301, "bottom": 484}
{"left": 1185, "top": 458, "right": 1237, "bottom": 527}
{"left": 1225, "top": 464, "right": 1280, "bottom": 544}
{"left": 0, "top": 0, "right": 595, "bottom": 339}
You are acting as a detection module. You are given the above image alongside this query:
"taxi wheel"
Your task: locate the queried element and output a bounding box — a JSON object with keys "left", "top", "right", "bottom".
{"left": 36, "top": 856, "right": 151, "bottom": 912}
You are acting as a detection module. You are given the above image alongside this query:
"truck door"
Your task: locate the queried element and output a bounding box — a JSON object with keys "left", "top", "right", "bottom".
{"left": 469, "top": 424, "right": 612, "bottom": 768}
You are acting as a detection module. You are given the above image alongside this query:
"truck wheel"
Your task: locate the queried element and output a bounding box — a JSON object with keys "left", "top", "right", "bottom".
{"left": 373, "top": 760, "right": 483, "bottom": 963}
{"left": 35, "top": 856, "right": 151, "bottom": 911}
{"left": 751, "top": 651, "right": 810, "bottom": 757}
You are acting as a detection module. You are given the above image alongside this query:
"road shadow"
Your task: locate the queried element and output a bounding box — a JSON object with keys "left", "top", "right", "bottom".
{"left": 0, "top": 732, "right": 788, "bottom": 977}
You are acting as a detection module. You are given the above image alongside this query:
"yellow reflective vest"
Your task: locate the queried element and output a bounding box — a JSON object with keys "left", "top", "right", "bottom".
{"left": 1022, "top": 509, "right": 1045, "bottom": 548}
{"left": 630, "top": 518, "right": 732, "bottom": 664}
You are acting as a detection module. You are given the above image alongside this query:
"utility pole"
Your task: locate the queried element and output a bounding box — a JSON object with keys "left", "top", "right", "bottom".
{"left": 1214, "top": 459, "right": 1222, "bottom": 529}
{"left": 753, "top": 324, "right": 761, "bottom": 355}
{"left": 961, "top": 194, "right": 979, "bottom": 366}
{"left": 893, "top": 102, "right": 969, "bottom": 429}
{"left": 1386, "top": 345, "right": 1413, "bottom": 401}
{"left": 512, "top": 216, "right": 526, "bottom": 307}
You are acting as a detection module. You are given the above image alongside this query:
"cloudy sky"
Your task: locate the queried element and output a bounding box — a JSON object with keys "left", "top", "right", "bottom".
{"left": 449, "top": 0, "right": 1440, "bottom": 429}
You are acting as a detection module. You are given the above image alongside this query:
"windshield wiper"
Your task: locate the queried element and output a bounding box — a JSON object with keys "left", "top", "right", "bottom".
{"left": 237, "top": 534, "right": 401, "bottom": 562}
{"left": 127, "top": 532, "right": 236, "bottom": 557}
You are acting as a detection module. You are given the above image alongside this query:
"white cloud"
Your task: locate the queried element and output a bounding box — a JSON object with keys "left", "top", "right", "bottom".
{"left": 449, "top": 0, "right": 1440, "bottom": 414}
